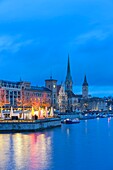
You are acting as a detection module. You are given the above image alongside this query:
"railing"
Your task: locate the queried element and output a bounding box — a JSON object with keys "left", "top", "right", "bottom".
{"left": 0, "top": 120, "right": 35, "bottom": 123}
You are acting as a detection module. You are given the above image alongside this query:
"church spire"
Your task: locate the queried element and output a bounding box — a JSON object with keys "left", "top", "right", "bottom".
{"left": 65, "top": 54, "right": 73, "bottom": 91}
{"left": 66, "top": 54, "right": 72, "bottom": 81}
{"left": 83, "top": 75, "right": 88, "bottom": 86}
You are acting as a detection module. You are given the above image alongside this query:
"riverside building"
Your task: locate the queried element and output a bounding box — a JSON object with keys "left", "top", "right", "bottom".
{"left": 0, "top": 80, "right": 51, "bottom": 109}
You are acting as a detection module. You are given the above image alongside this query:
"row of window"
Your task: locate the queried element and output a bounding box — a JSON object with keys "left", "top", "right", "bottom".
{"left": 25, "top": 92, "right": 51, "bottom": 98}
{"left": 6, "top": 91, "right": 21, "bottom": 95}
{"left": 2, "top": 84, "right": 21, "bottom": 89}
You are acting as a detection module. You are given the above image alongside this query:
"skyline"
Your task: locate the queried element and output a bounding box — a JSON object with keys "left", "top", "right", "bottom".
{"left": 0, "top": 0, "right": 113, "bottom": 88}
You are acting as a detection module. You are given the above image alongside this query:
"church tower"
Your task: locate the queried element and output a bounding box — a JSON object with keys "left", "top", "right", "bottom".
{"left": 65, "top": 55, "right": 73, "bottom": 92}
{"left": 82, "top": 75, "right": 88, "bottom": 99}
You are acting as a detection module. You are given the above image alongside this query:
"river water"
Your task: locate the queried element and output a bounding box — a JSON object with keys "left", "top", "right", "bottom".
{"left": 0, "top": 118, "right": 113, "bottom": 170}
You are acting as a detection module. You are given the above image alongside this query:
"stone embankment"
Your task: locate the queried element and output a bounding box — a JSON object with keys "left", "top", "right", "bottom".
{"left": 0, "top": 118, "right": 61, "bottom": 132}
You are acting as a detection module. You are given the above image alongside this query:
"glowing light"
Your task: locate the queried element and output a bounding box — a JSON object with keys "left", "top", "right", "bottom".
{"left": 53, "top": 85, "right": 56, "bottom": 88}
{"left": 31, "top": 106, "right": 35, "bottom": 116}
{"left": 50, "top": 107, "right": 54, "bottom": 117}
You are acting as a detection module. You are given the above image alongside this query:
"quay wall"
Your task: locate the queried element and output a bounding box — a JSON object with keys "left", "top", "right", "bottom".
{"left": 0, "top": 118, "right": 61, "bottom": 132}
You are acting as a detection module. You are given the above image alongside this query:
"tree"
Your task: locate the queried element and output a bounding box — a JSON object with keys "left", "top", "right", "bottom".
{"left": 40, "top": 93, "right": 50, "bottom": 108}
{"left": 0, "top": 88, "right": 9, "bottom": 118}
{"left": 30, "top": 93, "right": 50, "bottom": 109}
{"left": 30, "top": 96, "right": 40, "bottom": 110}
{"left": 16, "top": 89, "right": 30, "bottom": 119}
{"left": 30, "top": 93, "right": 51, "bottom": 118}
{"left": 17, "top": 91, "right": 51, "bottom": 119}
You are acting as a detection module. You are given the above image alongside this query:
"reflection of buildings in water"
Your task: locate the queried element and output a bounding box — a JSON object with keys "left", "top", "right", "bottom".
{"left": 0, "top": 133, "right": 52, "bottom": 170}
{"left": 13, "top": 134, "right": 30, "bottom": 169}
{"left": 85, "top": 120, "right": 88, "bottom": 135}
{"left": 108, "top": 117, "right": 111, "bottom": 129}
{"left": 107, "top": 117, "right": 112, "bottom": 137}
{"left": 0, "top": 133, "right": 31, "bottom": 169}
{"left": 66, "top": 128, "right": 70, "bottom": 136}
{"left": 0, "top": 134, "right": 11, "bottom": 169}
{"left": 29, "top": 133, "right": 52, "bottom": 170}
{"left": 108, "top": 117, "right": 111, "bottom": 125}
{"left": 13, "top": 133, "right": 52, "bottom": 170}
{"left": 61, "top": 126, "right": 70, "bottom": 136}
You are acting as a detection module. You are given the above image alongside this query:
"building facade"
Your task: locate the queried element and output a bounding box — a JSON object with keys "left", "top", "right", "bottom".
{"left": 0, "top": 80, "right": 22, "bottom": 107}
{"left": 0, "top": 80, "right": 52, "bottom": 109}
{"left": 80, "top": 97, "right": 107, "bottom": 112}
{"left": 57, "top": 84, "right": 68, "bottom": 112}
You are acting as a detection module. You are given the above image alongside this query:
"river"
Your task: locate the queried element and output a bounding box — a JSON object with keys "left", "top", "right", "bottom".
{"left": 0, "top": 118, "right": 113, "bottom": 170}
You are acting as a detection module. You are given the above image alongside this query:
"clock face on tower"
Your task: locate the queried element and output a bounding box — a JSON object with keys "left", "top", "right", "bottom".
{"left": 83, "top": 87, "right": 87, "bottom": 90}
{"left": 53, "top": 85, "right": 56, "bottom": 88}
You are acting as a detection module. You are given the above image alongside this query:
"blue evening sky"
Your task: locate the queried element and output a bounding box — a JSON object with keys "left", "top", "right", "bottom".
{"left": 0, "top": 0, "right": 113, "bottom": 96}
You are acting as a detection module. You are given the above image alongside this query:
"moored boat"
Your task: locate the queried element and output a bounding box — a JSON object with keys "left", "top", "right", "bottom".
{"left": 61, "top": 118, "right": 80, "bottom": 124}
{"left": 72, "top": 118, "right": 80, "bottom": 123}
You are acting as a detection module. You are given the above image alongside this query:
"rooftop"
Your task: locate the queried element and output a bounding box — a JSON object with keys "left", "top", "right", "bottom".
{"left": 28, "top": 86, "right": 51, "bottom": 92}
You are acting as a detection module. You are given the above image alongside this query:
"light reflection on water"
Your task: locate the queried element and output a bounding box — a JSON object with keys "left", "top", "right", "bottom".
{"left": 0, "top": 118, "right": 113, "bottom": 170}
{"left": 0, "top": 132, "right": 53, "bottom": 170}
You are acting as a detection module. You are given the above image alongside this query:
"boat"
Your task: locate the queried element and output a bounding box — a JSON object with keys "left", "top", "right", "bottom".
{"left": 99, "top": 114, "right": 108, "bottom": 118}
{"left": 81, "top": 114, "right": 96, "bottom": 120}
{"left": 61, "top": 118, "right": 80, "bottom": 124}
{"left": 72, "top": 118, "right": 80, "bottom": 123}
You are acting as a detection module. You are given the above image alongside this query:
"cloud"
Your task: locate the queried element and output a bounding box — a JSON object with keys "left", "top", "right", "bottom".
{"left": 68, "top": 27, "right": 113, "bottom": 55}
{"left": 0, "top": 35, "right": 33, "bottom": 53}
{"left": 75, "top": 30, "right": 110, "bottom": 45}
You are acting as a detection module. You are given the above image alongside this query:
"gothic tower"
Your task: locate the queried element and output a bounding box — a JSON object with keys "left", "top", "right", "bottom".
{"left": 82, "top": 75, "right": 88, "bottom": 99}
{"left": 65, "top": 55, "right": 73, "bottom": 92}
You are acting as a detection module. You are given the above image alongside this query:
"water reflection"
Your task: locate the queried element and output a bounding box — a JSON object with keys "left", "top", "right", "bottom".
{"left": 108, "top": 117, "right": 111, "bottom": 126}
{"left": 85, "top": 120, "right": 88, "bottom": 135}
{"left": 66, "top": 128, "right": 70, "bottom": 136}
{"left": 1, "top": 119, "right": 113, "bottom": 170}
{"left": 0, "top": 132, "right": 52, "bottom": 170}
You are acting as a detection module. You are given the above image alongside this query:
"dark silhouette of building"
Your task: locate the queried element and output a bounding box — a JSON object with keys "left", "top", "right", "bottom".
{"left": 82, "top": 75, "right": 88, "bottom": 99}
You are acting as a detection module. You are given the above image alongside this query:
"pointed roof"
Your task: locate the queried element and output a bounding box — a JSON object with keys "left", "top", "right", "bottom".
{"left": 83, "top": 75, "right": 88, "bottom": 86}
{"left": 20, "top": 77, "right": 22, "bottom": 82}
{"left": 67, "top": 54, "right": 70, "bottom": 75}
{"left": 66, "top": 54, "right": 72, "bottom": 81}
